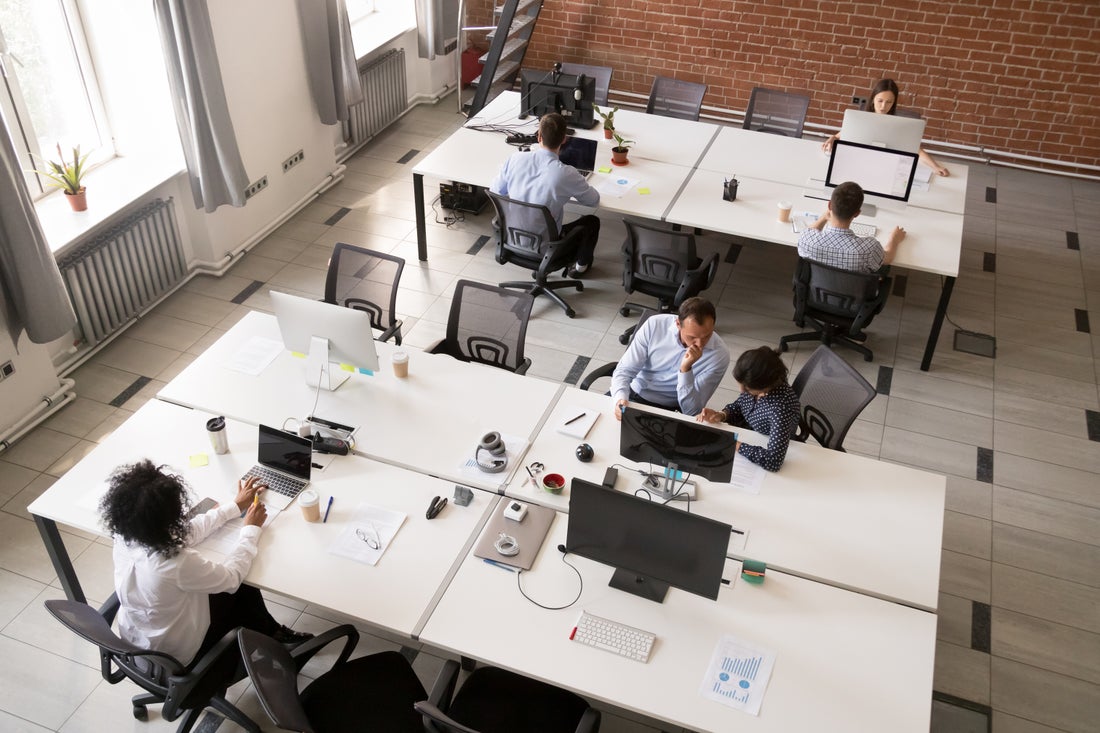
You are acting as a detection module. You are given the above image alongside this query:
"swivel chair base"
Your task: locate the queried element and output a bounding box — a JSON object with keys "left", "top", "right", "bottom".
{"left": 500, "top": 270, "right": 582, "bottom": 318}
{"left": 779, "top": 323, "right": 874, "bottom": 362}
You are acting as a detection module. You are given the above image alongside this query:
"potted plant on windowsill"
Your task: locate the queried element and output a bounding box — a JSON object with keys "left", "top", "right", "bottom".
{"left": 611, "top": 132, "right": 634, "bottom": 166}
{"left": 593, "top": 104, "right": 617, "bottom": 140}
{"left": 33, "top": 144, "right": 91, "bottom": 212}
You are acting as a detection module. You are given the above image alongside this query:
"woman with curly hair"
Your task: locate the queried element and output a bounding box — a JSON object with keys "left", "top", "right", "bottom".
{"left": 100, "top": 459, "right": 311, "bottom": 665}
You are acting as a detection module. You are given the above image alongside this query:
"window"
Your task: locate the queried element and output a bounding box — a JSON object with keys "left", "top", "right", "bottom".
{"left": 347, "top": 0, "right": 417, "bottom": 58}
{"left": 0, "top": 0, "right": 113, "bottom": 198}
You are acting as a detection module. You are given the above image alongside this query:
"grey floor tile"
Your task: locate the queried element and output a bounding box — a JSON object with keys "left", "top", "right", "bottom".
{"left": 992, "top": 563, "right": 1100, "bottom": 634}
{"left": 943, "top": 511, "right": 992, "bottom": 560}
{"left": 993, "top": 421, "right": 1100, "bottom": 475}
{"left": 992, "top": 523, "right": 1100, "bottom": 588}
{"left": 940, "top": 549, "right": 992, "bottom": 603}
{"left": 945, "top": 475, "right": 992, "bottom": 519}
{"left": 992, "top": 607, "right": 1100, "bottom": 684}
{"left": 991, "top": 656, "right": 1100, "bottom": 733}
{"left": 937, "top": 592, "right": 976, "bottom": 647}
{"left": 886, "top": 397, "right": 993, "bottom": 447}
{"left": 993, "top": 454, "right": 1100, "bottom": 509}
{"left": 880, "top": 426, "right": 979, "bottom": 480}
{"left": 990, "top": 711, "right": 1069, "bottom": 733}
{"left": 0, "top": 429, "right": 81, "bottom": 473}
{"left": 994, "top": 363, "right": 1099, "bottom": 411}
{"left": 0, "top": 635, "right": 102, "bottom": 729}
{"left": 888, "top": 369, "right": 994, "bottom": 417}
{"left": 993, "top": 392, "right": 1089, "bottom": 439}
{"left": 934, "top": 640, "right": 990, "bottom": 705}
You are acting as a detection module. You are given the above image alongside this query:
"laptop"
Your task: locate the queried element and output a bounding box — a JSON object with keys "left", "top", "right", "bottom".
{"left": 240, "top": 425, "right": 312, "bottom": 510}
{"left": 558, "top": 136, "right": 599, "bottom": 178}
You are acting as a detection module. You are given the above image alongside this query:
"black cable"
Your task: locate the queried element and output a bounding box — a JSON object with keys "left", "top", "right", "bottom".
{"left": 515, "top": 551, "right": 583, "bottom": 610}
{"left": 430, "top": 194, "right": 465, "bottom": 228}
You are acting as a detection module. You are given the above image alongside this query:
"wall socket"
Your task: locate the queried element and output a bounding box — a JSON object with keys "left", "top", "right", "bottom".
{"left": 0, "top": 360, "right": 14, "bottom": 382}
{"left": 282, "top": 149, "right": 305, "bottom": 173}
{"left": 245, "top": 175, "right": 268, "bottom": 199}
{"left": 852, "top": 95, "right": 868, "bottom": 109}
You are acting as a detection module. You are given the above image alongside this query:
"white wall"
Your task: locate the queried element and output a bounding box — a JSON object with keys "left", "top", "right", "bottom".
{"left": 0, "top": 283, "right": 64, "bottom": 439}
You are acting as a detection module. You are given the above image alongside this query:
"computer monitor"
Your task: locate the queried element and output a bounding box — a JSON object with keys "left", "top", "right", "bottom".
{"left": 619, "top": 405, "right": 738, "bottom": 497}
{"left": 566, "top": 477, "right": 731, "bottom": 602}
{"left": 519, "top": 67, "right": 597, "bottom": 129}
{"left": 270, "top": 291, "right": 380, "bottom": 391}
{"left": 840, "top": 109, "right": 926, "bottom": 153}
{"left": 825, "top": 139, "right": 919, "bottom": 203}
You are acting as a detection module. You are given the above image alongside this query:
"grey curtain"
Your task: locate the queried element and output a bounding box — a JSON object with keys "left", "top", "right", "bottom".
{"left": 414, "top": 0, "right": 458, "bottom": 60}
{"left": 152, "top": 0, "right": 249, "bottom": 213}
{"left": 0, "top": 114, "right": 77, "bottom": 346}
{"left": 297, "top": 0, "right": 364, "bottom": 125}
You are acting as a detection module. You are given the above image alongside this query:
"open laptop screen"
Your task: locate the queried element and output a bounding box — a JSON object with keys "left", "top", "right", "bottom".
{"left": 257, "top": 424, "right": 312, "bottom": 480}
{"left": 558, "top": 137, "right": 598, "bottom": 176}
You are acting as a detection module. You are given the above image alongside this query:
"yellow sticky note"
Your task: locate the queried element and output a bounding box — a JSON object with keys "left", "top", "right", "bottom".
{"left": 189, "top": 453, "right": 209, "bottom": 468}
{"left": 637, "top": 187, "right": 651, "bottom": 195}
{"left": 598, "top": 166, "right": 612, "bottom": 173}
{"left": 290, "top": 351, "right": 306, "bottom": 359}
{"left": 339, "top": 363, "right": 354, "bottom": 372}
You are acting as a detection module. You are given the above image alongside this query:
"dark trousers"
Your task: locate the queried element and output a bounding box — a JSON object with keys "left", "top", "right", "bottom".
{"left": 563, "top": 214, "right": 601, "bottom": 267}
{"left": 197, "top": 584, "right": 279, "bottom": 661}
{"left": 608, "top": 388, "right": 681, "bottom": 413}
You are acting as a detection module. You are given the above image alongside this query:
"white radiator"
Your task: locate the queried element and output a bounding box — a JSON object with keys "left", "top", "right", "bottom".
{"left": 344, "top": 48, "right": 408, "bottom": 148}
{"left": 57, "top": 198, "right": 186, "bottom": 346}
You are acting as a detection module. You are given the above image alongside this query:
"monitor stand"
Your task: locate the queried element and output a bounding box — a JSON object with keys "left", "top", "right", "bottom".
{"left": 646, "top": 462, "right": 697, "bottom": 501}
{"left": 608, "top": 569, "right": 669, "bottom": 603}
{"left": 305, "top": 335, "right": 350, "bottom": 391}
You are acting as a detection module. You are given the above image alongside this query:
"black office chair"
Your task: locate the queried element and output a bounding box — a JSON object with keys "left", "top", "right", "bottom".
{"left": 44, "top": 595, "right": 259, "bottom": 733}
{"left": 487, "top": 191, "right": 584, "bottom": 318}
{"left": 778, "top": 257, "right": 891, "bottom": 362}
{"left": 560, "top": 62, "right": 612, "bottom": 107}
{"left": 616, "top": 218, "right": 718, "bottom": 344}
{"left": 791, "top": 344, "right": 876, "bottom": 451}
{"left": 323, "top": 242, "right": 405, "bottom": 344}
{"left": 743, "top": 87, "right": 811, "bottom": 138}
{"left": 577, "top": 309, "right": 656, "bottom": 391}
{"left": 645, "top": 75, "right": 707, "bottom": 121}
{"left": 416, "top": 659, "right": 601, "bottom": 733}
{"left": 237, "top": 626, "right": 426, "bottom": 733}
{"left": 427, "top": 279, "right": 535, "bottom": 374}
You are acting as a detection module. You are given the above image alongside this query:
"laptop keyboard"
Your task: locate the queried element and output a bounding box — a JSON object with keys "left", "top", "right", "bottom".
{"left": 570, "top": 611, "right": 656, "bottom": 663}
{"left": 241, "top": 465, "right": 307, "bottom": 498}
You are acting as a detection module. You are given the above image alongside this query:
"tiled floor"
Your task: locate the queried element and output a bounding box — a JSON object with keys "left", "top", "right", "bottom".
{"left": 1, "top": 97, "right": 1098, "bottom": 732}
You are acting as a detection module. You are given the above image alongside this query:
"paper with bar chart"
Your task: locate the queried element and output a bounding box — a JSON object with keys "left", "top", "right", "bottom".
{"left": 699, "top": 635, "right": 776, "bottom": 715}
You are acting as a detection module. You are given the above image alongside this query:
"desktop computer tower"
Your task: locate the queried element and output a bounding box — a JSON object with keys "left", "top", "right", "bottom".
{"left": 439, "top": 181, "right": 488, "bottom": 214}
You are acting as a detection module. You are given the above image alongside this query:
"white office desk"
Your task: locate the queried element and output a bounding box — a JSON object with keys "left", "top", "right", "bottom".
{"left": 28, "top": 399, "right": 497, "bottom": 638}
{"left": 419, "top": 513, "right": 936, "bottom": 733}
{"left": 516, "top": 387, "right": 945, "bottom": 612}
{"left": 156, "top": 311, "right": 562, "bottom": 492}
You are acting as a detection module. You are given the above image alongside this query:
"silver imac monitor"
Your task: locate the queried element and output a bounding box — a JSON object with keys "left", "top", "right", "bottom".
{"left": 840, "top": 109, "right": 926, "bottom": 153}
{"left": 826, "top": 139, "right": 919, "bottom": 203}
{"left": 270, "top": 291, "right": 380, "bottom": 391}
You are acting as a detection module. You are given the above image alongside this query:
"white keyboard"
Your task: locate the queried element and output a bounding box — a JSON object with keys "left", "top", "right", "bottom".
{"left": 850, "top": 221, "right": 878, "bottom": 237}
{"left": 570, "top": 611, "right": 656, "bottom": 663}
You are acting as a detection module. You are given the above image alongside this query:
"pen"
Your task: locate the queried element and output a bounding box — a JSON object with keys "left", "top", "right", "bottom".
{"left": 483, "top": 558, "right": 516, "bottom": 573}
{"left": 564, "top": 412, "right": 586, "bottom": 425}
{"left": 322, "top": 496, "right": 333, "bottom": 523}
{"left": 524, "top": 464, "right": 535, "bottom": 487}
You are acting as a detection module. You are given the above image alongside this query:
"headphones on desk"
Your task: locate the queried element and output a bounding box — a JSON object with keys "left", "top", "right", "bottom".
{"left": 474, "top": 431, "right": 508, "bottom": 473}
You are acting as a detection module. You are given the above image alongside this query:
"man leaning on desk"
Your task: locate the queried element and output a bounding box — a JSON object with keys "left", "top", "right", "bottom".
{"left": 490, "top": 112, "right": 601, "bottom": 278}
{"left": 611, "top": 297, "right": 731, "bottom": 419}
{"left": 798, "top": 181, "right": 905, "bottom": 272}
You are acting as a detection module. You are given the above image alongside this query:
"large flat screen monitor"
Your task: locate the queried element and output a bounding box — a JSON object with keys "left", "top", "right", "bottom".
{"left": 826, "top": 139, "right": 919, "bottom": 203}
{"left": 619, "top": 405, "right": 738, "bottom": 496}
{"left": 566, "top": 478, "right": 731, "bottom": 602}
{"left": 270, "top": 291, "right": 380, "bottom": 391}
{"left": 519, "top": 67, "right": 596, "bottom": 129}
{"left": 840, "top": 109, "right": 926, "bottom": 153}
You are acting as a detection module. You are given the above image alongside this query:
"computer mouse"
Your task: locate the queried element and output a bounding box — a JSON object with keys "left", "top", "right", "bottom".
{"left": 575, "top": 443, "right": 594, "bottom": 462}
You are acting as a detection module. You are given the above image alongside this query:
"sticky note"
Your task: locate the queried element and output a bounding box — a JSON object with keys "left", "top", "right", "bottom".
{"left": 339, "top": 363, "right": 354, "bottom": 372}
{"left": 189, "top": 453, "right": 209, "bottom": 468}
{"left": 290, "top": 351, "right": 306, "bottom": 359}
{"left": 637, "top": 187, "right": 651, "bottom": 195}
{"left": 598, "top": 166, "right": 612, "bottom": 173}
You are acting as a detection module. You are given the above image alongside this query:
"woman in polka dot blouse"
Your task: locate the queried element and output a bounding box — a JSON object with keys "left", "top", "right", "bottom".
{"left": 697, "top": 347, "right": 801, "bottom": 472}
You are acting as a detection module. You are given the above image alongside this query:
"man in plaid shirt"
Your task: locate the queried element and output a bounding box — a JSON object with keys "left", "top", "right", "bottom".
{"left": 797, "top": 182, "right": 905, "bottom": 272}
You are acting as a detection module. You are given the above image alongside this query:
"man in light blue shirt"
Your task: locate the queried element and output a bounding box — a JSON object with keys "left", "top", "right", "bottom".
{"left": 611, "top": 297, "right": 730, "bottom": 418}
{"left": 490, "top": 113, "right": 601, "bottom": 278}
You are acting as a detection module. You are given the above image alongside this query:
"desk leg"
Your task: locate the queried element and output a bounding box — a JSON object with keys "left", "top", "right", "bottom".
{"left": 33, "top": 514, "right": 85, "bottom": 603}
{"left": 414, "top": 172, "right": 428, "bottom": 262}
{"left": 921, "top": 275, "right": 956, "bottom": 372}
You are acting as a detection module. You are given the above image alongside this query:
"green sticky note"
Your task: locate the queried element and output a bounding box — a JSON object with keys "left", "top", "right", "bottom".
{"left": 597, "top": 166, "right": 612, "bottom": 173}
{"left": 637, "top": 187, "right": 651, "bottom": 195}
{"left": 189, "top": 453, "right": 209, "bottom": 468}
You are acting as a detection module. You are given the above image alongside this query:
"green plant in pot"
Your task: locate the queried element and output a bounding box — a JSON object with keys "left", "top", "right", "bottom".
{"left": 33, "top": 144, "right": 91, "bottom": 211}
{"left": 611, "top": 132, "right": 634, "bottom": 166}
{"left": 593, "top": 103, "right": 617, "bottom": 139}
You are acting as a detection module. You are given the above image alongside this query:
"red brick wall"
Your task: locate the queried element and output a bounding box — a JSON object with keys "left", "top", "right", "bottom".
{"left": 468, "top": 0, "right": 1100, "bottom": 172}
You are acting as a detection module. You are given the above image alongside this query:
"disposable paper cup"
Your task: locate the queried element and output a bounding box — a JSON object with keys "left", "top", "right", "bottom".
{"left": 299, "top": 489, "right": 321, "bottom": 522}
{"left": 777, "top": 201, "right": 793, "bottom": 223}
{"left": 392, "top": 350, "right": 409, "bottom": 378}
{"left": 542, "top": 473, "right": 565, "bottom": 494}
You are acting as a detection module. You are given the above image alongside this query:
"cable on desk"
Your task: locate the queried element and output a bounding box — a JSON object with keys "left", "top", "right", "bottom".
{"left": 516, "top": 551, "right": 583, "bottom": 610}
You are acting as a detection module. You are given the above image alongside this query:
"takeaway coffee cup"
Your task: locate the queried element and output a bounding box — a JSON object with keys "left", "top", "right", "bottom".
{"left": 392, "top": 349, "right": 409, "bottom": 378}
{"left": 298, "top": 489, "right": 321, "bottom": 522}
{"left": 206, "top": 416, "right": 229, "bottom": 455}
{"left": 777, "top": 201, "right": 793, "bottom": 223}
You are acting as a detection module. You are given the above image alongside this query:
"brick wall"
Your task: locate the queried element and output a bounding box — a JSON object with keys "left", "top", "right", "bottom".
{"left": 468, "top": 0, "right": 1100, "bottom": 172}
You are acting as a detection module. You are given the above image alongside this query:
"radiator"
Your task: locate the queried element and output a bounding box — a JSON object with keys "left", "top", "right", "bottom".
{"left": 57, "top": 198, "right": 186, "bottom": 346}
{"left": 344, "top": 48, "right": 408, "bottom": 148}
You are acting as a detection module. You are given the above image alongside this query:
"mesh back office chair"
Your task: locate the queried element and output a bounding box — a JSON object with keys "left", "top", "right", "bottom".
{"left": 791, "top": 345, "right": 876, "bottom": 451}
{"left": 645, "top": 75, "right": 707, "bottom": 121}
{"left": 616, "top": 219, "right": 718, "bottom": 344}
{"left": 427, "top": 279, "right": 535, "bottom": 374}
{"left": 778, "top": 257, "right": 891, "bottom": 362}
{"left": 237, "top": 626, "right": 427, "bottom": 733}
{"left": 323, "top": 242, "right": 405, "bottom": 344}
{"left": 743, "top": 87, "right": 811, "bottom": 138}
{"left": 416, "top": 659, "right": 601, "bottom": 733}
{"left": 487, "top": 191, "right": 584, "bottom": 318}
{"left": 44, "top": 595, "right": 259, "bottom": 733}
{"left": 560, "top": 62, "right": 612, "bottom": 107}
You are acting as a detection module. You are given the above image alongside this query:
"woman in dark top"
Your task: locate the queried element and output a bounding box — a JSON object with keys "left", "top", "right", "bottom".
{"left": 696, "top": 347, "right": 801, "bottom": 472}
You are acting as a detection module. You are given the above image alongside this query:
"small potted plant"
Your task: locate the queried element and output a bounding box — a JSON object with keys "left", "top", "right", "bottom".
{"left": 33, "top": 144, "right": 91, "bottom": 211}
{"left": 593, "top": 103, "right": 617, "bottom": 139}
{"left": 611, "top": 132, "right": 634, "bottom": 166}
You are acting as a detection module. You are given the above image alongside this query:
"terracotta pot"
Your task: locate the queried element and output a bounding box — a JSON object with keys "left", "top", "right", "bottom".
{"left": 65, "top": 188, "right": 88, "bottom": 212}
{"left": 603, "top": 127, "right": 614, "bottom": 139}
{"left": 611, "top": 147, "right": 629, "bottom": 166}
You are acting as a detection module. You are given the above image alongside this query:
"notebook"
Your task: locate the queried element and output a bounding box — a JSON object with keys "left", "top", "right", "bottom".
{"left": 240, "top": 425, "right": 312, "bottom": 510}
{"left": 558, "top": 137, "right": 599, "bottom": 178}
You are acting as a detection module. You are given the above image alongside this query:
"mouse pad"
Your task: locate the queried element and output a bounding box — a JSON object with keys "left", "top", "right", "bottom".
{"left": 473, "top": 499, "right": 555, "bottom": 571}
